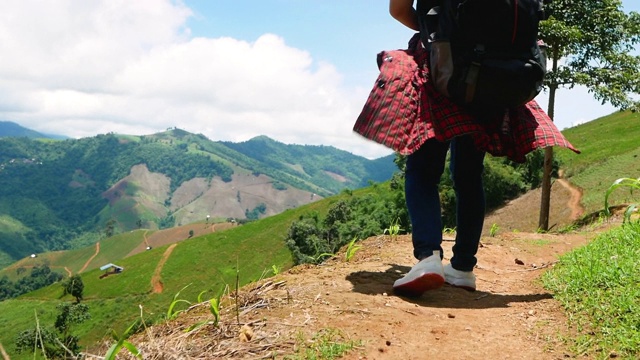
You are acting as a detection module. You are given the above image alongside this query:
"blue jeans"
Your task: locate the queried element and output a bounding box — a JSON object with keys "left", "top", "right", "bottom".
{"left": 405, "top": 136, "right": 486, "bottom": 271}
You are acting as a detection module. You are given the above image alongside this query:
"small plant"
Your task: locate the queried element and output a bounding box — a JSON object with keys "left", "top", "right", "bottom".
{"left": 184, "top": 286, "right": 227, "bottom": 332}
{"left": 285, "top": 328, "right": 361, "bottom": 360}
{"left": 104, "top": 318, "right": 143, "bottom": 360}
{"left": 604, "top": 177, "right": 640, "bottom": 223}
{"left": 166, "top": 284, "right": 193, "bottom": 320}
{"left": 271, "top": 264, "right": 281, "bottom": 275}
{"left": 344, "top": 236, "right": 362, "bottom": 262}
{"left": 443, "top": 227, "right": 456, "bottom": 235}
{"left": 489, "top": 223, "right": 499, "bottom": 237}
{"left": 312, "top": 252, "right": 335, "bottom": 263}
{"left": 557, "top": 223, "right": 579, "bottom": 234}
{"left": 383, "top": 218, "right": 403, "bottom": 240}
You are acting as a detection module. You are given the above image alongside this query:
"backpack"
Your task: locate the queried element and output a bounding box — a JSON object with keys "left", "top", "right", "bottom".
{"left": 417, "top": 0, "right": 547, "bottom": 115}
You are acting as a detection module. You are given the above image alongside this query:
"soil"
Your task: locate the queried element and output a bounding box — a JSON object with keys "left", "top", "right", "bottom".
{"left": 108, "top": 178, "right": 624, "bottom": 360}
{"left": 151, "top": 243, "right": 177, "bottom": 294}
{"left": 78, "top": 242, "right": 100, "bottom": 274}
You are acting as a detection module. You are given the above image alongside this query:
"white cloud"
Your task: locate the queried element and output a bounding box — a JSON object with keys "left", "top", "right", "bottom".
{"left": 0, "top": 0, "right": 390, "bottom": 159}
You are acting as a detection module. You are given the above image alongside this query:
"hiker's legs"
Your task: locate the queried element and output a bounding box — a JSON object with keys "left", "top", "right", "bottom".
{"left": 405, "top": 139, "right": 450, "bottom": 260}
{"left": 449, "top": 135, "right": 486, "bottom": 271}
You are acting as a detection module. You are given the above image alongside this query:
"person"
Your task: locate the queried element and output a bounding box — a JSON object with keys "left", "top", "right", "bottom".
{"left": 352, "top": 0, "right": 579, "bottom": 298}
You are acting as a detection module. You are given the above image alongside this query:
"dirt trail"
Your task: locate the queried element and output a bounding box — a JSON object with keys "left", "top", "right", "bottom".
{"left": 151, "top": 243, "right": 177, "bottom": 294}
{"left": 556, "top": 178, "right": 585, "bottom": 220}
{"left": 127, "top": 230, "right": 601, "bottom": 360}
{"left": 79, "top": 242, "right": 100, "bottom": 273}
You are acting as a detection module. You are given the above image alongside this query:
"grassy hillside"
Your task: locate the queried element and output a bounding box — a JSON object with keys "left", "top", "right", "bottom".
{"left": 556, "top": 110, "right": 640, "bottom": 214}
{"left": 0, "top": 186, "right": 372, "bottom": 358}
{"left": 0, "top": 230, "right": 147, "bottom": 281}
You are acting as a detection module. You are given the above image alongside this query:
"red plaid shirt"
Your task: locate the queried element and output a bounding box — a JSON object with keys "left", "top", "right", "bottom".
{"left": 353, "top": 35, "right": 579, "bottom": 163}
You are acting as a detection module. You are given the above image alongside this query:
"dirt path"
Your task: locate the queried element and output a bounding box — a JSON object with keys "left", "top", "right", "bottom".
{"left": 64, "top": 267, "right": 72, "bottom": 277}
{"left": 556, "top": 178, "right": 585, "bottom": 220}
{"left": 129, "top": 230, "right": 601, "bottom": 359}
{"left": 79, "top": 242, "right": 100, "bottom": 273}
{"left": 151, "top": 243, "right": 177, "bottom": 294}
{"left": 272, "top": 232, "right": 592, "bottom": 360}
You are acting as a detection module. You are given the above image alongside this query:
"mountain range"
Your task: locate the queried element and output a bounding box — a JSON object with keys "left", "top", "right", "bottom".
{"left": 0, "top": 122, "right": 396, "bottom": 269}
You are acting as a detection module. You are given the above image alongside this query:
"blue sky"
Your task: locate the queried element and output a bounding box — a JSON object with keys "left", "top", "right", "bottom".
{"left": 0, "top": 1, "right": 638, "bottom": 159}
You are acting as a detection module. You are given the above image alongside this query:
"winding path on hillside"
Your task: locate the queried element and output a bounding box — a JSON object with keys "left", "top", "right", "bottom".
{"left": 79, "top": 242, "right": 100, "bottom": 273}
{"left": 151, "top": 243, "right": 177, "bottom": 294}
{"left": 557, "top": 172, "right": 585, "bottom": 220}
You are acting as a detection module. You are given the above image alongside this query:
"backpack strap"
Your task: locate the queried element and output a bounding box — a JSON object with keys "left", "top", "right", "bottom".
{"left": 416, "top": 0, "right": 441, "bottom": 47}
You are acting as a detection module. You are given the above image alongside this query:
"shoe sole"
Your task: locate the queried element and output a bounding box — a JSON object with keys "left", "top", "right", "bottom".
{"left": 393, "top": 273, "right": 445, "bottom": 298}
{"left": 445, "top": 281, "right": 476, "bottom": 292}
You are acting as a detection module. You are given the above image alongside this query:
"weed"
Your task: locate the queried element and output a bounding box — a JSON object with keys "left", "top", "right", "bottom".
{"left": 284, "top": 328, "right": 361, "bottom": 360}
{"left": 383, "top": 218, "right": 403, "bottom": 240}
{"left": 166, "top": 284, "right": 193, "bottom": 320}
{"left": 344, "top": 237, "right": 362, "bottom": 262}
{"left": 313, "top": 253, "right": 335, "bottom": 263}
{"left": 271, "top": 264, "right": 281, "bottom": 275}
{"left": 183, "top": 285, "right": 228, "bottom": 333}
{"left": 443, "top": 227, "right": 456, "bottom": 235}
{"left": 604, "top": 177, "right": 640, "bottom": 223}
{"left": 104, "top": 316, "right": 143, "bottom": 360}
{"left": 489, "top": 223, "right": 499, "bottom": 237}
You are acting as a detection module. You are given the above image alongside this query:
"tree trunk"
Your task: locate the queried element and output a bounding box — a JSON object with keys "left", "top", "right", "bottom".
{"left": 538, "top": 51, "right": 559, "bottom": 231}
{"left": 539, "top": 147, "right": 554, "bottom": 230}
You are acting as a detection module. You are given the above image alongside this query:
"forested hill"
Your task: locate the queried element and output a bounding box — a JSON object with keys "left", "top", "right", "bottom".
{"left": 0, "top": 129, "right": 395, "bottom": 268}
{"left": 0, "top": 121, "right": 66, "bottom": 139}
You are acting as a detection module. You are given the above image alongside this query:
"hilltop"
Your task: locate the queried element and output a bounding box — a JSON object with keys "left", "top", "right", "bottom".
{"left": 0, "top": 121, "right": 66, "bottom": 140}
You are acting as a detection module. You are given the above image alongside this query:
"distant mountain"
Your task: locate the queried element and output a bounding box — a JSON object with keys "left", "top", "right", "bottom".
{"left": 0, "top": 121, "right": 67, "bottom": 139}
{"left": 0, "top": 129, "right": 396, "bottom": 268}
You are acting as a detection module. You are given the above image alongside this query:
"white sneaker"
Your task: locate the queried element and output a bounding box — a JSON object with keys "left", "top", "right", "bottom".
{"left": 393, "top": 251, "right": 444, "bottom": 297}
{"left": 443, "top": 263, "right": 476, "bottom": 291}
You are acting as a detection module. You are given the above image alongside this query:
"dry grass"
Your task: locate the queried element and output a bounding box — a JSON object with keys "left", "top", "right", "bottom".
{"left": 86, "top": 280, "right": 301, "bottom": 360}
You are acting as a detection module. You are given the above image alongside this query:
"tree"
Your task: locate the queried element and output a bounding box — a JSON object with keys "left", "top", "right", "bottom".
{"left": 105, "top": 219, "right": 116, "bottom": 238}
{"left": 15, "top": 302, "right": 90, "bottom": 359}
{"left": 63, "top": 274, "right": 84, "bottom": 303}
{"left": 537, "top": 0, "right": 640, "bottom": 230}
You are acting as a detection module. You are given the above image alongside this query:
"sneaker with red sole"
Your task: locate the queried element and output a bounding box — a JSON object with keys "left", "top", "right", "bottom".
{"left": 393, "top": 251, "right": 445, "bottom": 297}
{"left": 443, "top": 263, "right": 476, "bottom": 291}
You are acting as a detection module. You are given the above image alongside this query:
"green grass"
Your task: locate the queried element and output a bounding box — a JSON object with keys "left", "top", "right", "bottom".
{"left": 0, "top": 186, "right": 374, "bottom": 359}
{"left": 542, "top": 222, "right": 640, "bottom": 359}
{"left": 556, "top": 110, "right": 640, "bottom": 214}
{"left": 0, "top": 230, "right": 146, "bottom": 282}
{"left": 285, "top": 328, "right": 361, "bottom": 360}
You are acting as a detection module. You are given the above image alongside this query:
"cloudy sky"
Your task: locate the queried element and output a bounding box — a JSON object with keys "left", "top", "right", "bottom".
{"left": 1, "top": 0, "right": 638, "bottom": 159}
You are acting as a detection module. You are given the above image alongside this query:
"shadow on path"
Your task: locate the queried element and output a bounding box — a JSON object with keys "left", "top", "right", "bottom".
{"left": 345, "top": 265, "right": 553, "bottom": 309}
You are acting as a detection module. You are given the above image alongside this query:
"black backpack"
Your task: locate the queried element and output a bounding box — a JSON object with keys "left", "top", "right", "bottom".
{"left": 417, "top": 0, "right": 547, "bottom": 115}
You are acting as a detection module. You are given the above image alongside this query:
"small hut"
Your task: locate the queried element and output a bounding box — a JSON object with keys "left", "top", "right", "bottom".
{"left": 99, "top": 263, "right": 124, "bottom": 278}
